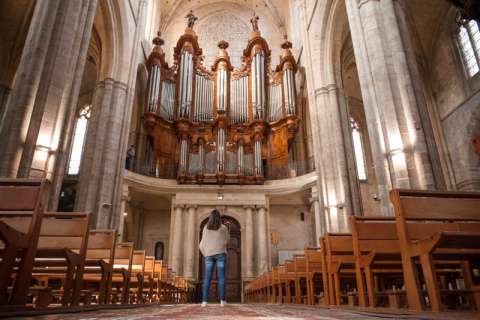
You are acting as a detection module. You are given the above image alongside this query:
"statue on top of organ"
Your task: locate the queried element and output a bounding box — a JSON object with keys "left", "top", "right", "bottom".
{"left": 143, "top": 12, "right": 300, "bottom": 184}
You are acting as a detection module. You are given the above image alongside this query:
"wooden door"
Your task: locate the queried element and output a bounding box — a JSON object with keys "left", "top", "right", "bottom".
{"left": 198, "top": 216, "right": 241, "bottom": 302}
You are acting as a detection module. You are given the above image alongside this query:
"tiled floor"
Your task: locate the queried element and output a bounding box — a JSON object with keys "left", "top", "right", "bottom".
{"left": 10, "top": 304, "right": 480, "bottom": 320}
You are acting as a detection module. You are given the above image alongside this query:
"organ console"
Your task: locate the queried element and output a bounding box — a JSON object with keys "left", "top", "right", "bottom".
{"left": 143, "top": 13, "right": 300, "bottom": 184}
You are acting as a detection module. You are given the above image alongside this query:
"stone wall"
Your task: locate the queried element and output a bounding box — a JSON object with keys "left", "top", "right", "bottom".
{"left": 269, "top": 204, "right": 314, "bottom": 266}
{"left": 141, "top": 209, "right": 171, "bottom": 259}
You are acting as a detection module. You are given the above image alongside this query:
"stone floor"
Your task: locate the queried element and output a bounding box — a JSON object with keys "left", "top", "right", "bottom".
{"left": 9, "top": 304, "right": 480, "bottom": 320}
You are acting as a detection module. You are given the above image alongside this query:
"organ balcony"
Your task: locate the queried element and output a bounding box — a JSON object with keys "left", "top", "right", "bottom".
{"left": 143, "top": 15, "right": 300, "bottom": 185}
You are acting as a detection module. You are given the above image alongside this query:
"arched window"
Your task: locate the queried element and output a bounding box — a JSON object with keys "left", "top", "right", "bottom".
{"left": 350, "top": 117, "right": 367, "bottom": 181}
{"left": 154, "top": 241, "right": 164, "bottom": 260}
{"left": 458, "top": 19, "right": 480, "bottom": 77}
{"left": 68, "top": 105, "right": 91, "bottom": 175}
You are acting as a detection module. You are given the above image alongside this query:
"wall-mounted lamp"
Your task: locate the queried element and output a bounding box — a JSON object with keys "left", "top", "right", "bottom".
{"left": 217, "top": 192, "right": 224, "bottom": 200}
{"left": 123, "top": 212, "right": 128, "bottom": 217}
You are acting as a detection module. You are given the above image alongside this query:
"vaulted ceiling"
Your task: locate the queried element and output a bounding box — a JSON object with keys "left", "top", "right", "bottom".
{"left": 159, "top": 0, "right": 289, "bottom": 69}
{"left": 159, "top": 0, "right": 288, "bottom": 32}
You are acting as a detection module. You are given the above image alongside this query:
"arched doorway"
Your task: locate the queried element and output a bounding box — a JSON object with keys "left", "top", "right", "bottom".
{"left": 197, "top": 215, "right": 241, "bottom": 302}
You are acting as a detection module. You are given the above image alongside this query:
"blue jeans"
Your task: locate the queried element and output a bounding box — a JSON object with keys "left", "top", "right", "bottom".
{"left": 202, "top": 253, "right": 226, "bottom": 302}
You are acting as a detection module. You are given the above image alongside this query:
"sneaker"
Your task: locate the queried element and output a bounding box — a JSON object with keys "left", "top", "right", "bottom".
{"left": 220, "top": 300, "right": 227, "bottom": 307}
{"left": 201, "top": 302, "right": 207, "bottom": 307}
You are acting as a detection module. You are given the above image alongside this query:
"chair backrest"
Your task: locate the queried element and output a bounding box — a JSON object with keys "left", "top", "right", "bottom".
{"left": 38, "top": 212, "right": 91, "bottom": 259}
{"left": 0, "top": 179, "right": 50, "bottom": 242}
{"left": 132, "top": 250, "right": 146, "bottom": 274}
{"left": 391, "top": 189, "right": 480, "bottom": 221}
{"left": 144, "top": 256, "right": 155, "bottom": 278}
{"left": 293, "top": 255, "right": 306, "bottom": 273}
{"left": 86, "top": 229, "right": 117, "bottom": 264}
{"left": 305, "top": 247, "right": 322, "bottom": 262}
{"left": 349, "top": 216, "right": 400, "bottom": 254}
{"left": 114, "top": 242, "right": 134, "bottom": 273}
{"left": 391, "top": 189, "right": 480, "bottom": 242}
{"left": 324, "top": 233, "right": 353, "bottom": 255}
{"left": 154, "top": 260, "right": 164, "bottom": 280}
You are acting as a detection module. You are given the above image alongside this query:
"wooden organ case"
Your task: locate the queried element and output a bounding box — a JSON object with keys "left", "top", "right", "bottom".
{"left": 143, "top": 14, "right": 299, "bottom": 185}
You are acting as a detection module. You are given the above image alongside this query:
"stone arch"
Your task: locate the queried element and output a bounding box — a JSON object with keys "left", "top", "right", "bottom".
{"left": 93, "top": 0, "right": 133, "bottom": 82}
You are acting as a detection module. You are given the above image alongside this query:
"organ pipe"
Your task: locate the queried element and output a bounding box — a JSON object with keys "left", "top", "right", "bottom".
{"left": 147, "top": 65, "right": 161, "bottom": 113}
{"left": 144, "top": 19, "right": 300, "bottom": 184}
{"left": 238, "top": 143, "right": 244, "bottom": 174}
{"left": 254, "top": 138, "right": 262, "bottom": 176}
{"left": 217, "top": 128, "right": 225, "bottom": 172}
{"left": 179, "top": 138, "right": 189, "bottom": 174}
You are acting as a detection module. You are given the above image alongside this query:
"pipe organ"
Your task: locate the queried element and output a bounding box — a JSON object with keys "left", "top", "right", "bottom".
{"left": 143, "top": 14, "right": 299, "bottom": 184}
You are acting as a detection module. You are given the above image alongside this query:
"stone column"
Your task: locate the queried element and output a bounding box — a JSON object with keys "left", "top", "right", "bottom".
{"left": 170, "top": 205, "right": 184, "bottom": 275}
{"left": 244, "top": 205, "right": 255, "bottom": 278}
{"left": 296, "top": 1, "right": 353, "bottom": 232}
{"left": 117, "top": 185, "right": 130, "bottom": 242}
{"left": 0, "top": 0, "right": 98, "bottom": 178}
{"left": 256, "top": 205, "right": 269, "bottom": 275}
{"left": 0, "top": 0, "right": 61, "bottom": 177}
{"left": 183, "top": 205, "right": 197, "bottom": 279}
{"left": 345, "top": 0, "right": 435, "bottom": 214}
{"left": 74, "top": 79, "right": 129, "bottom": 229}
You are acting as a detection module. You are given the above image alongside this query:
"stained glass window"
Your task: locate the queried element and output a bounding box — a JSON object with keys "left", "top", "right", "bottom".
{"left": 458, "top": 20, "right": 480, "bottom": 77}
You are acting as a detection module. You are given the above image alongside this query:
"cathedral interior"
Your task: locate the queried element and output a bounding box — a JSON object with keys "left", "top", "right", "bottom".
{"left": 0, "top": 0, "right": 480, "bottom": 319}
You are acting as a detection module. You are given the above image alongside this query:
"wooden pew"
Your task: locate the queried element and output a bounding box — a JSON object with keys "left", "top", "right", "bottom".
{"left": 293, "top": 254, "right": 309, "bottom": 304}
{"left": 83, "top": 230, "right": 116, "bottom": 305}
{"left": 110, "top": 242, "right": 134, "bottom": 304}
{"left": 391, "top": 189, "right": 480, "bottom": 312}
{"left": 323, "top": 233, "right": 358, "bottom": 306}
{"left": 284, "top": 260, "right": 296, "bottom": 304}
{"left": 305, "top": 247, "right": 328, "bottom": 305}
{"left": 0, "top": 179, "right": 50, "bottom": 306}
{"left": 153, "top": 260, "right": 165, "bottom": 302}
{"left": 129, "top": 250, "right": 146, "bottom": 304}
{"left": 30, "top": 212, "right": 91, "bottom": 307}
{"left": 349, "top": 216, "right": 404, "bottom": 308}
{"left": 143, "top": 256, "right": 155, "bottom": 303}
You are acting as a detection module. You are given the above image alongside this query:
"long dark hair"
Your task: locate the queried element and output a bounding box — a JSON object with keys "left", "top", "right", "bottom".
{"left": 206, "top": 209, "right": 222, "bottom": 230}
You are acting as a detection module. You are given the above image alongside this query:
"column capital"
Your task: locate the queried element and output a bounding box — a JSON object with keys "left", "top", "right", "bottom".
{"left": 243, "top": 205, "right": 255, "bottom": 210}
{"left": 173, "top": 204, "right": 185, "bottom": 210}
{"left": 255, "top": 205, "right": 267, "bottom": 211}
{"left": 186, "top": 204, "right": 198, "bottom": 210}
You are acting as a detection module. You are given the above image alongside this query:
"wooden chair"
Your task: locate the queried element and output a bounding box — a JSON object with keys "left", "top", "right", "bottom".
{"left": 323, "top": 233, "right": 357, "bottom": 306}
{"left": 349, "top": 216, "right": 404, "bottom": 308}
{"left": 143, "top": 256, "right": 155, "bottom": 302}
{"left": 305, "top": 247, "right": 328, "bottom": 305}
{"left": 83, "top": 230, "right": 116, "bottom": 305}
{"left": 30, "top": 212, "right": 91, "bottom": 307}
{"left": 0, "top": 178, "right": 50, "bottom": 306}
{"left": 153, "top": 260, "right": 165, "bottom": 302}
{"left": 293, "top": 254, "right": 308, "bottom": 304}
{"left": 129, "top": 250, "right": 146, "bottom": 304}
{"left": 391, "top": 189, "right": 480, "bottom": 312}
{"left": 110, "top": 242, "right": 134, "bottom": 304}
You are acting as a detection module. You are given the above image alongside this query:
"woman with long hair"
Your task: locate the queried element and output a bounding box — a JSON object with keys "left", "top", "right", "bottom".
{"left": 199, "top": 209, "right": 229, "bottom": 307}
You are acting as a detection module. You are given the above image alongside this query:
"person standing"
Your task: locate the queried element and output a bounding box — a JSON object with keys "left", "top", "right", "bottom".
{"left": 126, "top": 145, "right": 135, "bottom": 170}
{"left": 199, "top": 209, "right": 229, "bottom": 307}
